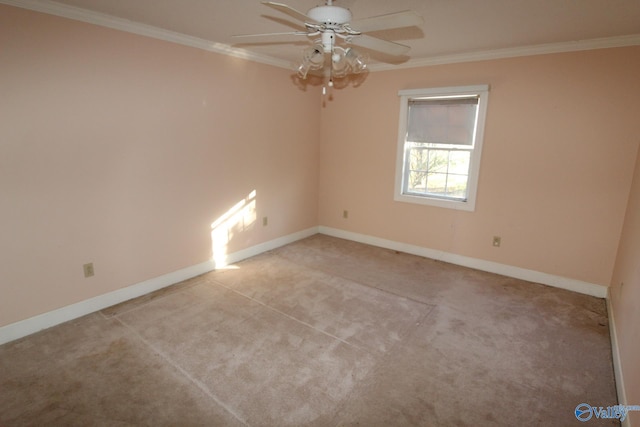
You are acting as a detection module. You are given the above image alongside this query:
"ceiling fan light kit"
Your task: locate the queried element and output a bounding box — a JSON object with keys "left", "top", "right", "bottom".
{"left": 296, "top": 44, "right": 368, "bottom": 83}
{"left": 237, "top": 0, "right": 423, "bottom": 89}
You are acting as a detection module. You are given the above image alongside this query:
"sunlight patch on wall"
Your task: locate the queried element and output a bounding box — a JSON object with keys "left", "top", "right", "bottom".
{"left": 211, "top": 190, "right": 257, "bottom": 268}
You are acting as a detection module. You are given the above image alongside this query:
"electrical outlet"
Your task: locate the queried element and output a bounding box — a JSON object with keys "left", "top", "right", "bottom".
{"left": 262, "top": 216, "right": 268, "bottom": 226}
{"left": 343, "top": 210, "right": 349, "bottom": 219}
{"left": 83, "top": 262, "right": 94, "bottom": 278}
{"left": 492, "top": 236, "right": 501, "bottom": 247}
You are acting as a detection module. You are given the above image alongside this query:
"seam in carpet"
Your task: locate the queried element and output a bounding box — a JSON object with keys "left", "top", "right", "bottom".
{"left": 112, "top": 316, "right": 251, "bottom": 427}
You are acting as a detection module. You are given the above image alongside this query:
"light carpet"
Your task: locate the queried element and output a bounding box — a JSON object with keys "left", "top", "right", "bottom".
{"left": 0, "top": 234, "right": 619, "bottom": 426}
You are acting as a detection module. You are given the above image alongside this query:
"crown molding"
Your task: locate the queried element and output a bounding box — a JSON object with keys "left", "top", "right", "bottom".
{"left": 0, "top": 0, "right": 292, "bottom": 70}
{"left": 3, "top": 0, "right": 640, "bottom": 73}
{"left": 368, "top": 34, "right": 640, "bottom": 71}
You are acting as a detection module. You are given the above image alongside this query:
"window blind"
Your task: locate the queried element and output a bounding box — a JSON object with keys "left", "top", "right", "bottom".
{"left": 407, "top": 97, "right": 479, "bottom": 145}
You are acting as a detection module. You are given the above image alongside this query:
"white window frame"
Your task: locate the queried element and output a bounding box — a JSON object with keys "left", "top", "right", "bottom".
{"left": 394, "top": 84, "right": 489, "bottom": 211}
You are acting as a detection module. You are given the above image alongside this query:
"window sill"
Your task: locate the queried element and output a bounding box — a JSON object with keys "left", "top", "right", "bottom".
{"left": 394, "top": 192, "right": 476, "bottom": 211}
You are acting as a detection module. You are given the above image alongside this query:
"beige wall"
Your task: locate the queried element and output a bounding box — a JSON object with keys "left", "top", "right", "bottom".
{"left": 0, "top": 5, "right": 320, "bottom": 327}
{"left": 610, "top": 146, "right": 640, "bottom": 424}
{"left": 319, "top": 47, "right": 640, "bottom": 287}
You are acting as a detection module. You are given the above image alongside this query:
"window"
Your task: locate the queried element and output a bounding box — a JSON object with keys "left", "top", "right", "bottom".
{"left": 395, "top": 85, "right": 489, "bottom": 211}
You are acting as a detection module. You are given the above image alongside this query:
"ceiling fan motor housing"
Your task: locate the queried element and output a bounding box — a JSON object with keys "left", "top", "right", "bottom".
{"left": 307, "top": 6, "right": 352, "bottom": 26}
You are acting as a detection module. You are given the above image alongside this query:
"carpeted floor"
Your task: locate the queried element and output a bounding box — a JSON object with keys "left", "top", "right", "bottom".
{"left": 0, "top": 234, "right": 619, "bottom": 426}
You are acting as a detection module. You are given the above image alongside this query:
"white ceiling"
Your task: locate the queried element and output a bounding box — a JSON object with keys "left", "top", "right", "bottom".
{"left": 7, "top": 0, "right": 640, "bottom": 69}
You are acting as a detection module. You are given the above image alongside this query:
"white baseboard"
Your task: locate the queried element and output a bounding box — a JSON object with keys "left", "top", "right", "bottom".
{"left": 0, "top": 226, "right": 319, "bottom": 345}
{"left": 606, "top": 291, "right": 630, "bottom": 426}
{"left": 224, "top": 227, "right": 319, "bottom": 266}
{"left": 1, "top": 225, "right": 608, "bottom": 346}
{"left": 318, "top": 226, "right": 608, "bottom": 298}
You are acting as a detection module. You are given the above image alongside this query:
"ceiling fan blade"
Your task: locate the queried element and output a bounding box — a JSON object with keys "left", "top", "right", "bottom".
{"left": 232, "top": 31, "right": 308, "bottom": 38}
{"left": 262, "top": 1, "right": 316, "bottom": 23}
{"left": 349, "top": 34, "right": 410, "bottom": 56}
{"left": 350, "top": 10, "right": 423, "bottom": 33}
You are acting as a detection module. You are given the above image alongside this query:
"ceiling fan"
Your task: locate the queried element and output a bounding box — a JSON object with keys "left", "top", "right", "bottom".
{"left": 235, "top": 0, "right": 424, "bottom": 85}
